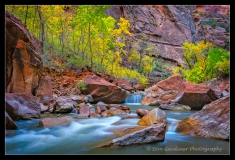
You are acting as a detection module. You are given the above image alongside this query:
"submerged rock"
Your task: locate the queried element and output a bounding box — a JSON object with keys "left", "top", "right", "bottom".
{"left": 39, "top": 116, "right": 75, "bottom": 128}
{"left": 159, "top": 103, "right": 191, "bottom": 111}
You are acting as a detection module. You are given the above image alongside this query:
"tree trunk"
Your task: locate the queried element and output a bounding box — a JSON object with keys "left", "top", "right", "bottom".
{"left": 138, "top": 51, "right": 143, "bottom": 72}
{"left": 88, "top": 23, "right": 93, "bottom": 69}
{"left": 36, "top": 6, "right": 45, "bottom": 44}
{"left": 24, "top": 5, "right": 28, "bottom": 26}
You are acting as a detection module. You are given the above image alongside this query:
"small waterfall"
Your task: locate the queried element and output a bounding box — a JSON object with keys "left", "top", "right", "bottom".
{"left": 124, "top": 94, "right": 143, "bottom": 104}
{"left": 167, "top": 118, "right": 180, "bottom": 132}
{"left": 71, "top": 109, "right": 78, "bottom": 114}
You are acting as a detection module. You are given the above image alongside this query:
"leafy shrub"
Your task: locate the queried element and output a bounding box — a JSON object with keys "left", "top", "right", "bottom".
{"left": 75, "top": 80, "right": 87, "bottom": 90}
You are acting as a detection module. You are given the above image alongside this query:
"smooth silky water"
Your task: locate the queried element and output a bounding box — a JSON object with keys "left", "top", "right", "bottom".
{"left": 5, "top": 95, "right": 230, "bottom": 155}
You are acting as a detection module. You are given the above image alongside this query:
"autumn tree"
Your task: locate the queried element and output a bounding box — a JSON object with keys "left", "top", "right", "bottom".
{"left": 174, "top": 41, "right": 230, "bottom": 83}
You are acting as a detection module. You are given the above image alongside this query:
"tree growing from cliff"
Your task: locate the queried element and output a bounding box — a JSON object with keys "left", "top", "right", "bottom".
{"left": 174, "top": 40, "right": 230, "bottom": 83}
{"left": 129, "top": 33, "right": 158, "bottom": 77}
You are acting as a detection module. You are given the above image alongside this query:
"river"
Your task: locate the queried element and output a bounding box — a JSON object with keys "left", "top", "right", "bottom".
{"left": 5, "top": 95, "right": 229, "bottom": 155}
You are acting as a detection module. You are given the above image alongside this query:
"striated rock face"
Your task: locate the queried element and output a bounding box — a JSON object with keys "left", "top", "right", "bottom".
{"left": 195, "top": 5, "right": 230, "bottom": 16}
{"left": 141, "top": 74, "right": 185, "bottom": 105}
{"left": 5, "top": 111, "right": 18, "bottom": 129}
{"left": 177, "top": 94, "right": 230, "bottom": 140}
{"left": 5, "top": 92, "right": 41, "bottom": 120}
{"left": 106, "top": 5, "right": 197, "bottom": 65}
{"left": 82, "top": 75, "right": 128, "bottom": 104}
{"left": 138, "top": 108, "right": 167, "bottom": 126}
{"left": 176, "top": 83, "right": 218, "bottom": 110}
{"left": 100, "top": 123, "right": 166, "bottom": 147}
{"left": 105, "top": 5, "right": 230, "bottom": 65}
{"left": 5, "top": 11, "right": 43, "bottom": 94}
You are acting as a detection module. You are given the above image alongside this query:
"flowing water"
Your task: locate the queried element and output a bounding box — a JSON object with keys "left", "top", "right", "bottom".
{"left": 124, "top": 94, "right": 143, "bottom": 105}
{"left": 5, "top": 95, "right": 229, "bottom": 155}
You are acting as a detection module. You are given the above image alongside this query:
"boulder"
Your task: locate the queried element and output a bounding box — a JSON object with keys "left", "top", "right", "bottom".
{"left": 116, "top": 78, "right": 134, "bottom": 91}
{"left": 141, "top": 75, "right": 185, "bottom": 105}
{"left": 136, "top": 109, "right": 149, "bottom": 117}
{"left": 97, "top": 101, "right": 107, "bottom": 107}
{"left": 40, "top": 103, "right": 48, "bottom": 113}
{"left": 110, "top": 126, "right": 148, "bottom": 136}
{"left": 82, "top": 75, "right": 128, "bottom": 104}
{"left": 138, "top": 108, "right": 167, "bottom": 126}
{"left": 176, "top": 83, "right": 218, "bottom": 110}
{"left": 84, "top": 94, "right": 94, "bottom": 103}
{"left": 78, "top": 106, "right": 90, "bottom": 118}
{"left": 5, "top": 111, "right": 18, "bottom": 129}
{"left": 100, "top": 124, "right": 166, "bottom": 147}
{"left": 39, "top": 116, "right": 75, "bottom": 128}
{"left": 95, "top": 107, "right": 102, "bottom": 114}
{"left": 70, "top": 95, "right": 85, "bottom": 104}
{"left": 109, "top": 108, "right": 127, "bottom": 115}
{"left": 5, "top": 11, "right": 43, "bottom": 94}
{"left": 89, "top": 112, "right": 99, "bottom": 118}
{"left": 54, "top": 96, "right": 77, "bottom": 113}
{"left": 133, "top": 83, "right": 145, "bottom": 91}
{"left": 177, "top": 94, "right": 230, "bottom": 140}
{"left": 101, "top": 110, "right": 115, "bottom": 117}
{"left": 159, "top": 103, "right": 191, "bottom": 111}
{"left": 149, "top": 100, "right": 162, "bottom": 106}
{"left": 36, "top": 76, "right": 52, "bottom": 104}
{"left": 5, "top": 92, "right": 41, "bottom": 120}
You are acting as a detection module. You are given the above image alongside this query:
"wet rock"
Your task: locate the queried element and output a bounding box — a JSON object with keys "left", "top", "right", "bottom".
{"left": 101, "top": 110, "right": 115, "bottom": 117}
{"left": 5, "top": 92, "right": 41, "bottom": 120}
{"left": 122, "top": 115, "right": 141, "bottom": 120}
{"left": 5, "top": 111, "right": 18, "bottom": 129}
{"left": 95, "top": 107, "right": 102, "bottom": 114}
{"left": 138, "top": 108, "right": 167, "bottom": 126}
{"left": 39, "top": 116, "right": 75, "bottom": 128}
{"left": 100, "top": 123, "right": 166, "bottom": 147}
{"left": 136, "top": 109, "right": 149, "bottom": 117}
{"left": 78, "top": 106, "right": 90, "bottom": 118}
{"left": 159, "top": 103, "right": 191, "bottom": 111}
{"left": 177, "top": 94, "right": 230, "bottom": 140}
